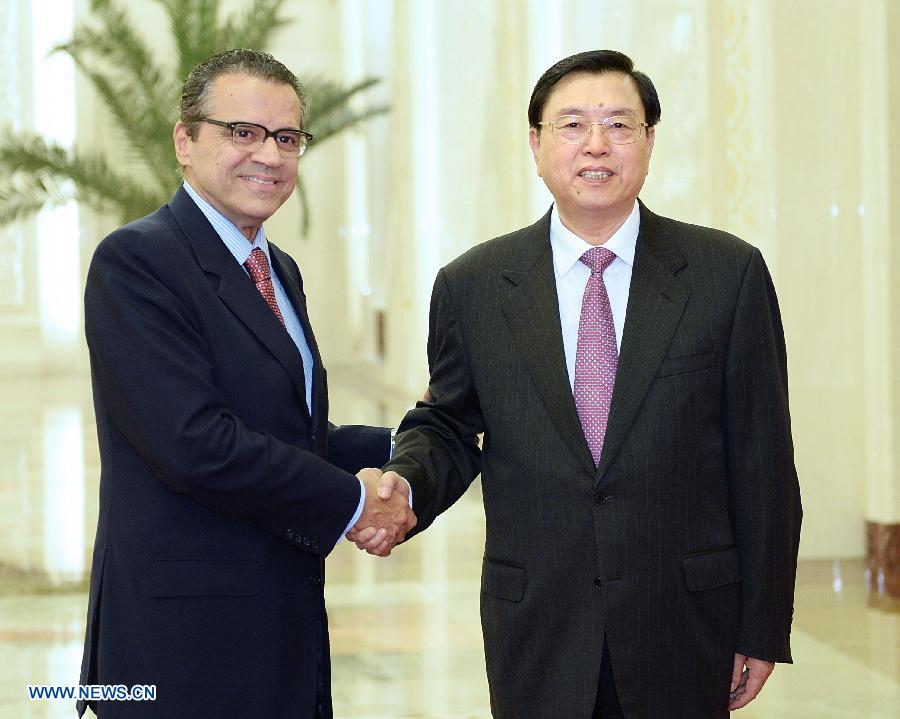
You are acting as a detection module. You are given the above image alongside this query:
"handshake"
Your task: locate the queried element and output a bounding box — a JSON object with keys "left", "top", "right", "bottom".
{"left": 347, "top": 468, "right": 416, "bottom": 556}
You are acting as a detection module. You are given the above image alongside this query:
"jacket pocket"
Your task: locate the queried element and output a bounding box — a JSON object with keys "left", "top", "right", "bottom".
{"left": 657, "top": 351, "right": 715, "bottom": 377}
{"left": 149, "top": 559, "right": 261, "bottom": 598}
{"left": 481, "top": 556, "right": 526, "bottom": 602}
{"left": 682, "top": 547, "right": 741, "bottom": 591}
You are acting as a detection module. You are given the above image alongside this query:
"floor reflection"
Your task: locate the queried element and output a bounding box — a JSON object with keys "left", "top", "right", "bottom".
{"left": 0, "top": 373, "right": 898, "bottom": 717}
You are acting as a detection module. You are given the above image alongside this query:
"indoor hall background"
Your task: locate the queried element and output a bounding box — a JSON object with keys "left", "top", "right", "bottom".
{"left": 0, "top": 0, "right": 898, "bottom": 716}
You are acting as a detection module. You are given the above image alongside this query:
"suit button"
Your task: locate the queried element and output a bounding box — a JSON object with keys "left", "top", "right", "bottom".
{"left": 593, "top": 578, "right": 602, "bottom": 589}
{"left": 312, "top": 431, "right": 319, "bottom": 444}
{"left": 595, "top": 492, "right": 614, "bottom": 505}
{"left": 308, "top": 575, "right": 323, "bottom": 586}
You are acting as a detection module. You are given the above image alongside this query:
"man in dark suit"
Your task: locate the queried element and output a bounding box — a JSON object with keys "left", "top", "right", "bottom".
{"left": 77, "top": 49, "right": 415, "bottom": 718}
{"left": 353, "top": 50, "right": 801, "bottom": 717}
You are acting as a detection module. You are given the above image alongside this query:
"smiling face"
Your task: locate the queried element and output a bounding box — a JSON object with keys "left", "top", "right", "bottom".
{"left": 174, "top": 73, "right": 302, "bottom": 241}
{"left": 529, "top": 71, "right": 655, "bottom": 243}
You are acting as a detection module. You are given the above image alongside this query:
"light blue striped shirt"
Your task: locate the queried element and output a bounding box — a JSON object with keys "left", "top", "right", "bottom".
{"left": 184, "top": 180, "right": 382, "bottom": 544}
{"left": 182, "top": 182, "right": 367, "bottom": 541}
{"left": 183, "top": 181, "right": 314, "bottom": 413}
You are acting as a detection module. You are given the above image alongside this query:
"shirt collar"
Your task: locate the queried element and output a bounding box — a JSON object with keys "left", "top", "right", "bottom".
{"left": 182, "top": 181, "right": 269, "bottom": 265}
{"left": 549, "top": 201, "right": 640, "bottom": 277}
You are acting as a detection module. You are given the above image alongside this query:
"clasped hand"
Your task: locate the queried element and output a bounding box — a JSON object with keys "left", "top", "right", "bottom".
{"left": 347, "top": 468, "right": 415, "bottom": 556}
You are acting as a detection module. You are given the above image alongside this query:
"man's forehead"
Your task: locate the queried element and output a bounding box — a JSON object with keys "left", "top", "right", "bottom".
{"left": 545, "top": 71, "right": 640, "bottom": 109}
{"left": 208, "top": 73, "right": 301, "bottom": 116}
{"left": 209, "top": 73, "right": 291, "bottom": 98}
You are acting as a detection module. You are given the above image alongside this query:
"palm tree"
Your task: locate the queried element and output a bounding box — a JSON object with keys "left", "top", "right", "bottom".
{"left": 0, "top": 0, "right": 387, "bottom": 234}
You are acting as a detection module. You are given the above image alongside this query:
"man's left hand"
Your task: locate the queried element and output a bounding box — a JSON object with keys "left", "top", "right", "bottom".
{"left": 729, "top": 653, "right": 774, "bottom": 710}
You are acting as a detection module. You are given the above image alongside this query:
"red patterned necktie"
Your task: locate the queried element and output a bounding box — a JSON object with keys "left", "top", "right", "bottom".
{"left": 573, "top": 247, "right": 618, "bottom": 466}
{"left": 244, "top": 247, "right": 286, "bottom": 327}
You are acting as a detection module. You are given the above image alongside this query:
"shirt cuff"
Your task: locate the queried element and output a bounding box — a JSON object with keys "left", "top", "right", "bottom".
{"left": 402, "top": 476, "right": 413, "bottom": 508}
{"left": 335, "top": 478, "right": 366, "bottom": 546}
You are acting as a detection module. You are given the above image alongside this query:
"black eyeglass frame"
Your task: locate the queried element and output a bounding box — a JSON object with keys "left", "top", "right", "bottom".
{"left": 202, "top": 118, "right": 313, "bottom": 156}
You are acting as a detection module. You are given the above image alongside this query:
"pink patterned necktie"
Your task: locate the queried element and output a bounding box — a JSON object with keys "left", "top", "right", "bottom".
{"left": 244, "top": 247, "right": 286, "bottom": 327}
{"left": 574, "top": 247, "right": 618, "bottom": 466}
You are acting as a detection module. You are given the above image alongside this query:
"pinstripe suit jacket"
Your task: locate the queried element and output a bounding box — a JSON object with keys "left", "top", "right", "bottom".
{"left": 386, "top": 202, "right": 802, "bottom": 718}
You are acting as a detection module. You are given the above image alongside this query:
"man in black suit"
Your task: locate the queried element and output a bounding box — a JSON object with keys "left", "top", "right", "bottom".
{"left": 77, "top": 49, "right": 415, "bottom": 718}
{"left": 353, "top": 50, "right": 801, "bottom": 718}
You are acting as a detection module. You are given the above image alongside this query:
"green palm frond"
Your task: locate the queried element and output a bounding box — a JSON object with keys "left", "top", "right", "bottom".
{"left": 157, "top": 0, "right": 289, "bottom": 84}
{"left": 305, "top": 76, "right": 382, "bottom": 122}
{"left": 294, "top": 77, "right": 388, "bottom": 237}
{"left": 55, "top": 0, "right": 177, "bottom": 193}
{"left": 158, "top": 0, "right": 224, "bottom": 82}
{"left": 0, "top": 0, "right": 388, "bottom": 235}
{"left": 63, "top": 58, "right": 176, "bottom": 194}
{"left": 309, "top": 100, "right": 391, "bottom": 146}
{"left": 0, "top": 133, "right": 160, "bottom": 223}
{"left": 217, "top": 0, "right": 291, "bottom": 51}
{"left": 304, "top": 76, "right": 390, "bottom": 145}
{"left": 59, "top": 1, "right": 178, "bottom": 104}
{"left": 0, "top": 178, "right": 70, "bottom": 226}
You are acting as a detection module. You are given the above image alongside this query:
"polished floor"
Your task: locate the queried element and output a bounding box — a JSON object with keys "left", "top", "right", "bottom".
{"left": 1, "top": 376, "right": 898, "bottom": 718}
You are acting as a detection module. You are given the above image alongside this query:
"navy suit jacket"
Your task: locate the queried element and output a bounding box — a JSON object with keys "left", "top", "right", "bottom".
{"left": 78, "top": 187, "right": 389, "bottom": 718}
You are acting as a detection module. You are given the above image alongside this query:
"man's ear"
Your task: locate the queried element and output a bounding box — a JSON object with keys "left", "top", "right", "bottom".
{"left": 645, "top": 124, "right": 656, "bottom": 158}
{"left": 528, "top": 126, "right": 542, "bottom": 174}
{"left": 173, "top": 121, "right": 192, "bottom": 168}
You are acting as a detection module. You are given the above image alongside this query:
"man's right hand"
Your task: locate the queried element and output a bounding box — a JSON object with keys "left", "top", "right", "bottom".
{"left": 347, "top": 469, "right": 415, "bottom": 556}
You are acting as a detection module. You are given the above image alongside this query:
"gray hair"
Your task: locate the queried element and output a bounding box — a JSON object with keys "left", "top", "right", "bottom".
{"left": 179, "top": 49, "right": 307, "bottom": 137}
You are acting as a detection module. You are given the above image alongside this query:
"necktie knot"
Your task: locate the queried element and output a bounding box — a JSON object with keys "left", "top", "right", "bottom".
{"left": 580, "top": 246, "right": 616, "bottom": 275}
{"left": 244, "top": 247, "right": 272, "bottom": 283}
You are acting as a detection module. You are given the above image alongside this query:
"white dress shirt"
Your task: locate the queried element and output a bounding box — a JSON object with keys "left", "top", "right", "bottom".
{"left": 549, "top": 201, "right": 640, "bottom": 390}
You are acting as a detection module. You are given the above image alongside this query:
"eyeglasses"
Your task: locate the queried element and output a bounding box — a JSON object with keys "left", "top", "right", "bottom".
{"left": 203, "top": 119, "right": 313, "bottom": 157}
{"left": 538, "top": 115, "right": 649, "bottom": 145}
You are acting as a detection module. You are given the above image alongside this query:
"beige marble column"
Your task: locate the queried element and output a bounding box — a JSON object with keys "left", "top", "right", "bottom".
{"left": 709, "top": 0, "right": 871, "bottom": 560}
{"left": 860, "top": 0, "right": 900, "bottom": 601}
{"left": 381, "top": 0, "right": 431, "bottom": 400}
{"left": 0, "top": 0, "right": 47, "bottom": 376}
{"left": 380, "top": 0, "right": 538, "bottom": 401}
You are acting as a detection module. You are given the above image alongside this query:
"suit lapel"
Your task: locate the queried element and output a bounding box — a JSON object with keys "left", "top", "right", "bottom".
{"left": 268, "top": 244, "right": 328, "bottom": 432}
{"left": 167, "top": 188, "right": 310, "bottom": 418}
{"left": 500, "top": 211, "right": 597, "bottom": 476}
{"left": 597, "top": 202, "right": 690, "bottom": 482}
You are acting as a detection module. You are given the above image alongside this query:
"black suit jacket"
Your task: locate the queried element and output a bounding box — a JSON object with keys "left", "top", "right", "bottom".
{"left": 78, "top": 187, "right": 389, "bottom": 718}
{"left": 386, "top": 202, "right": 802, "bottom": 719}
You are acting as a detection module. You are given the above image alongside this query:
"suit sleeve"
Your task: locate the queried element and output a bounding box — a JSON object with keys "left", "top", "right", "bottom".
{"left": 724, "top": 248, "right": 802, "bottom": 662}
{"left": 85, "top": 230, "right": 361, "bottom": 555}
{"left": 326, "top": 423, "right": 391, "bottom": 473}
{"left": 383, "top": 268, "right": 483, "bottom": 534}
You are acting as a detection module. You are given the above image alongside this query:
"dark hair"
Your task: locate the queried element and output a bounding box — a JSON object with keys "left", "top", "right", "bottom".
{"left": 527, "top": 50, "right": 661, "bottom": 129}
{"left": 179, "top": 49, "right": 307, "bottom": 138}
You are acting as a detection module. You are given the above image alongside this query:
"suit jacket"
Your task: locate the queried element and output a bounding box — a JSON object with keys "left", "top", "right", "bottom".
{"left": 386, "top": 202, "right": 802, "bottom": 719}
{"left": 78, "top": 187, "right": 389, "bottom": 718}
